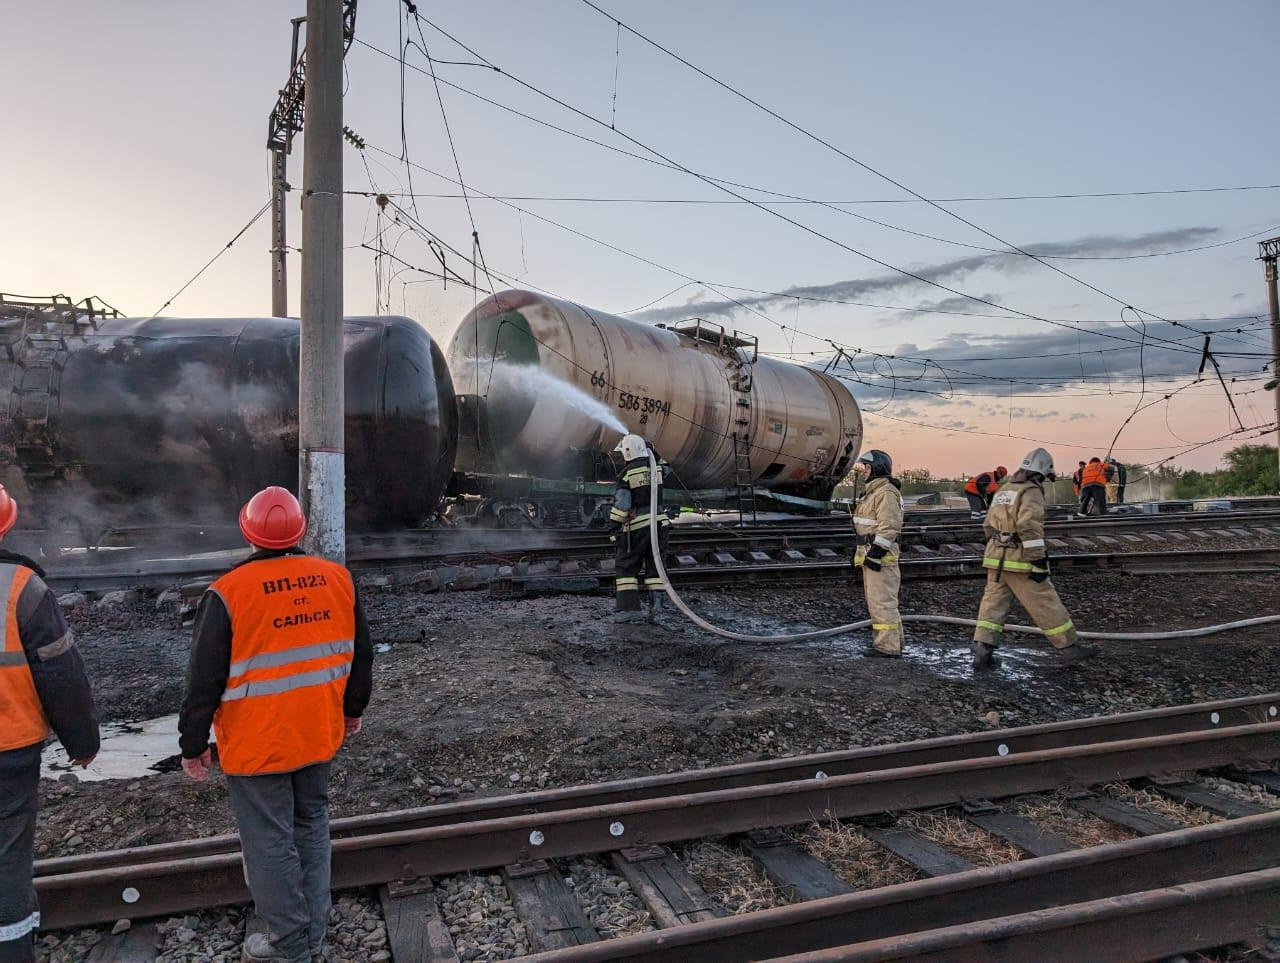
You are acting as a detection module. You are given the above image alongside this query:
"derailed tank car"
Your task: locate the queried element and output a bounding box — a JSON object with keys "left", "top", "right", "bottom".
{"left": 447, "top": 290, "right": 862, "bottom": 515}
{"left": 0, "top": 312, "right": 456, "bottom": 549}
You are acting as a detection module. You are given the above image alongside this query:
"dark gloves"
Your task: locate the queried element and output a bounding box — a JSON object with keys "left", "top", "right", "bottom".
{"left": 863, "top": 543, "right": 887, "bottom": 572}
{"left": 863, "top": 556, "right": 883, "bottom": 572}
{"left": 1029, "top": 561, "right": 1050, "bottom": 583}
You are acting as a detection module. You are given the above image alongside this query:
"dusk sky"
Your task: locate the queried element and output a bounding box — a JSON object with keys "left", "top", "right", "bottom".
{"left": 5, "top": 1, "right": 1278, "bottom": 476}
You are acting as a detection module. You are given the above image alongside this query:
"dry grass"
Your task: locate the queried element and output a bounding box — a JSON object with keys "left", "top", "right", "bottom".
{"left": 794, "top": 820, "right": 922, "bottom": 891}
{"left": 1013, "top": 795, "right": 1136, "bottom": 847}
{"left": 1100, "top": 782, "right": 1219, "bottom": 826}
{"left": 679, "top": 839, "right": 789, "bottom": 915}
{"left": 900, "top": 810, "right": 1023, "bottom": 866}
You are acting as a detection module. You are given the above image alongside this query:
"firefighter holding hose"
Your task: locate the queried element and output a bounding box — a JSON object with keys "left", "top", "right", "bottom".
{"left": 851, "top": 450, "right": 905, "bottom": 657}
{"left": 972, "top": 448, "right": 1098, "bottom": 669}
{"left": 607, "top": 434, "right": 671, "bottom": 623}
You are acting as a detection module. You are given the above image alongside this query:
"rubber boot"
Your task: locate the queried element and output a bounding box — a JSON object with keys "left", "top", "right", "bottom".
{"left": 647, "top": 592, "right": 665, "bottom": 624}
{"left": 1057, "top": 643, "right": 1100, "bottom": 666}
{"left": 865, "top": 646, "right": 900, "bottom": 659}
{"left": 611, "top": 609, "right": 644, "bottom": 623}
{"left": 972, "top": 641, "right": 999, "bottom": 670}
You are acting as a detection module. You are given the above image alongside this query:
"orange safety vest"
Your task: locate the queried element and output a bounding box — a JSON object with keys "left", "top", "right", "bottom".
{"left": 210, "top": 554, "right": 357, "bottom": 775}
{"left": 965, "top": 473, "right": 999, "bottom": 497}
{"left": 1081, "top": 461, "right": 1108, "bottom": 488}
{"left": 0, "top": 563, "right": 49, "bottom": 752}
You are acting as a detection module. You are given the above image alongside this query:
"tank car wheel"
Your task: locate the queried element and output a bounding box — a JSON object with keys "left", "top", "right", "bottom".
{"left": 498, "top": 507, "right": 533, "bottom": 529}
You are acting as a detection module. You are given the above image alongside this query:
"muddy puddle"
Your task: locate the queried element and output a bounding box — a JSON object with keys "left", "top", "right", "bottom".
{"left": 42, "top": 714, "right": 189, "bottom": 781}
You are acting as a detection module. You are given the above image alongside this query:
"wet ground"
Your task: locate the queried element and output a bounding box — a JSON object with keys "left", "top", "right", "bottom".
{"left": 34, "top": 569, "right": 1280, "bottom": 859}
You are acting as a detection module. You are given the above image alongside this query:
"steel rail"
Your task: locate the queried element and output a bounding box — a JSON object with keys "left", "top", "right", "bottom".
{"left": 33, "top": 721, "right": 1280, "bottom": 929}
{"left": 36, "top": 693, "right": 1280, "bottom": 878}
{"left": 39, "top": 508, "right": 1280, "bottom": 591}
{"left": 524, "top": 811, "right": 1280, "bottom": 961}
{"left": 767, "top": 868, "right": 1280, "bottom": 962}
{"left": 546, "top": 546, "right": 1280, "bottom": 591}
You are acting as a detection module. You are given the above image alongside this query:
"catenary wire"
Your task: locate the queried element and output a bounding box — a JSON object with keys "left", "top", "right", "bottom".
{"left": 575, "top": 1, "right": 1235, "bottom": 350}
{"left": 150, "top": 199, "right": 271, "bottom": 317}
{"left": 380, "top": 20, "right": 1222, "bottom": 362}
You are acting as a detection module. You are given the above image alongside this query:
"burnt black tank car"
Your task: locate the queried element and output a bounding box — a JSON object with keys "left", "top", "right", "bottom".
{"left": 0, "top": 314, "right": 456, "bottom": 548}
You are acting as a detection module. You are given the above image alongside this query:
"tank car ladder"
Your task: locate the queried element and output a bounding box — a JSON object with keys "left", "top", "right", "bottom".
{"left": 731, "top": 359, "right": 757, "bottom": 525}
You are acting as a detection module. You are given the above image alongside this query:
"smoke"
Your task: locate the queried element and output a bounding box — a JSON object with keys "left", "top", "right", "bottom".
{"left": 489, "top": 362, "right": 627, "bottom": 436}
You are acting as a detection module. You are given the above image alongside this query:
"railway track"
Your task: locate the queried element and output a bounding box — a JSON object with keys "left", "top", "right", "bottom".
{"left": 37, "top": 507, "right": 1280, "bottom": 595}
{"left": 34, "top": 694, "right": 1280, "bottom": 960}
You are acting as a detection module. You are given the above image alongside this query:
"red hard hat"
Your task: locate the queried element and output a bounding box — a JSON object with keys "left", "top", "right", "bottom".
{"left": 238, "top": 486, "right": 307, "bottom": 550}
{"left": 0, "top": 485, "right": 17, "bottom": 537}
{"left": 995, "top": 466, "right": 1008, "bottom": 478}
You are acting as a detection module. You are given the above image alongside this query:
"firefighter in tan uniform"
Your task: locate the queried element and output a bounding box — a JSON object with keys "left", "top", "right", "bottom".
{"left": 851, "top": 450, "right": 904, "bottom": 657}
{"left": 971, "top": 448, "right": 1098, "bottom": 669}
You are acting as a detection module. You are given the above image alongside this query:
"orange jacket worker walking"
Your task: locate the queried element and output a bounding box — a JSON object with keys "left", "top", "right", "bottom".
{"left": 178, "top": 487, "right": 373, "bottom": 963}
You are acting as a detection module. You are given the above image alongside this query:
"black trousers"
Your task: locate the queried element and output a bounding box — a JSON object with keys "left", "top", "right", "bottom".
{"left": 0, "top": 743, "right": 42, "bottom": 963}
{"left": 614, "top": 524, "right": 670, "bottom": 611}
{"left": 964, "top": 492, "right": 989, "bottom": 514}
{"left": 1079, "top": 484, "right": 1107, "bottom": 516}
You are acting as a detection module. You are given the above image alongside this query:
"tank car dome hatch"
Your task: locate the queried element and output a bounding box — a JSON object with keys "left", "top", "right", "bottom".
{"left": 0, "top": 314, "right": 457, "bottom": 548}
{"left": 447, "top": 290, "right": 862, "bottom": 499}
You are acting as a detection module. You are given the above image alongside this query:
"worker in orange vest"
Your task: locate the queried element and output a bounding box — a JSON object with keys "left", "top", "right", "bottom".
{"left": 178, "top": 487, "right": 373, "bottom": 963}
{"left": 1077, "top": 457, "right": 1113, "bottom": 516}
{"left": 964, "top": 466, "right": 1008, "bottom": 519}
{"left": 0, "top": 485, "right": 99, "bottom": 963}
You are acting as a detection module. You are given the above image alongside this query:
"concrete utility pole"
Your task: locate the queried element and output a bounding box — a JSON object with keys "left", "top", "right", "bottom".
{"left": 267, "top": 17, "right": 306, "bottom": 319}
{"left": 299, "top": 0, "right": 345, "bottom": 561}
{"left": 1258, "top": 237, "right": 1280, "bottom": 492}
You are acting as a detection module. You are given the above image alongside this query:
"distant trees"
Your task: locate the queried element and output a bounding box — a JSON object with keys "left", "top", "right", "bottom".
{"left": 1150, "top": 444, "right": 1279, "bottom": 499}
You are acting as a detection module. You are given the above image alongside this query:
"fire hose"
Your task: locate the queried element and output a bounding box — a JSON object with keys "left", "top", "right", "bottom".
{"left": 643, "top": 450, "right": 1280, "bottom": 645}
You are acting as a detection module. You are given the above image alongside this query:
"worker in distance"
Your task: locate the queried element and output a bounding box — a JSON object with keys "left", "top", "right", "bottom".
{"left": 178, "top": 487, "right": 374, "bottom": 963}
{"left": 963, "top": 465, "right": 1008, "bottom": 520}
{"left": 1077, "top": 456, "right": 1113, "bottom": 516}
{"left": 972, "top": 448, "right": 1098, "bottom": 669}
{"left": 850, "top": 449, "right": 905, "bottom": 657}
{"left": 607, "top": 433, "right": 671, "bottom": 623}
{"left": 0, "top": 485, "right": 99, "bottom": 963}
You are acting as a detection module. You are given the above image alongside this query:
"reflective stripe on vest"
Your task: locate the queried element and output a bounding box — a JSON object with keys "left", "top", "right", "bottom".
{"left": 210, "top": 555, "right": 357, "bottom": 776}
{"left": 623, "top": 513, "right": 669, "bottom": 533}
{"left": 0, "top": 564, "right": 49, "bottom": 752}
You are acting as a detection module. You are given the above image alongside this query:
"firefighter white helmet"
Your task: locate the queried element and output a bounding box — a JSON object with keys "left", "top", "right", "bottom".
{"left": 1019, "top": 447, "right": 1056, "bottom": 480}
{"left": 614, "top": 433, "right": 648, "bottom": 462}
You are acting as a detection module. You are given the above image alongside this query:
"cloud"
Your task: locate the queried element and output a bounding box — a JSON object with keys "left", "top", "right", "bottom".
{"left": 634, "top": 226, "right": 1220, "bottom": 325}
{"left": 816, "top": 317, "right": 1264, "bottom": 405}
{"left": 902, "top": 294, "right": 1004, "bottom": 316}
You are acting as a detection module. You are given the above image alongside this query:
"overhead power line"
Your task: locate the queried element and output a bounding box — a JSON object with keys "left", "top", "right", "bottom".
{"left": 380, "top": 20, "right": 1220, "bottom": 363}
{"left": 575, "top": 0, "right": 1232, "bottom": 353}
{"left": 343, "top": 185, "right": 1280, "bottom": 205}
{"left": 151, "top": 198, "right": 272, "bottom": 317}
{"left": 354, "top": 40, "right": 1270, "bottom": 269}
